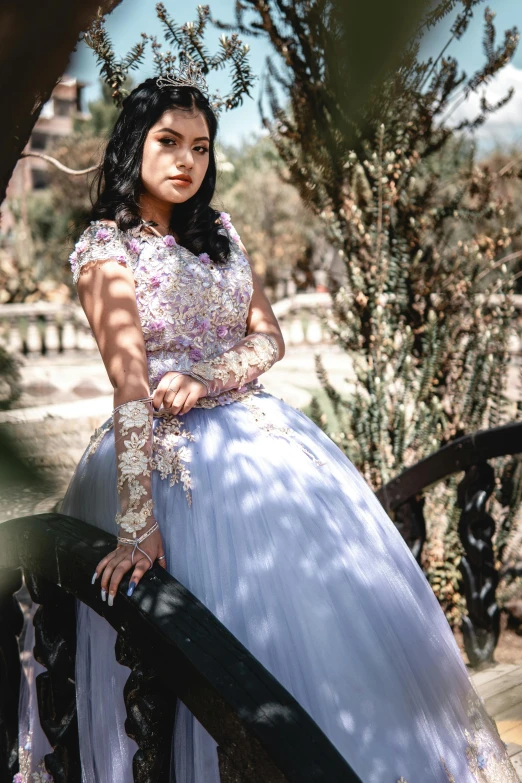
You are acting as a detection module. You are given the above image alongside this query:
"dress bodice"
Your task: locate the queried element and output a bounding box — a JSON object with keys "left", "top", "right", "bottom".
{"left": 69, "top": 217, "right": 256, "bottom": 397}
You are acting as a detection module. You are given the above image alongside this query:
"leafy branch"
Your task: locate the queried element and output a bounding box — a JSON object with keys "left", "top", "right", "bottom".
{"left": 83, "top": 3, "right": 257, "bottom": 113}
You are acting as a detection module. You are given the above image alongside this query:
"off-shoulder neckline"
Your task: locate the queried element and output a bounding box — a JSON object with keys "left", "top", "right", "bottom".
{"left": 89, "top": 219, "right": 239, "bottom": 267}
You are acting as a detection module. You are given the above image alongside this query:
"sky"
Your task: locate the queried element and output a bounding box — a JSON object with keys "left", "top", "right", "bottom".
{"left": 68, "top": 0, "right": 522, "bottom": 150}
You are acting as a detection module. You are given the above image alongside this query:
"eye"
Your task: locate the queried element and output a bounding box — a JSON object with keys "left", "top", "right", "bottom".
{"left": 194, "top": 146, "right": 209, "bottom": 155}
{"left": 159, "top": 137, "right": 176, "bottom": 146}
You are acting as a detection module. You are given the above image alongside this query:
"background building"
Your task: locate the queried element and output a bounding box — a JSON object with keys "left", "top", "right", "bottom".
{"left": 2, "top": 76, "right": 85, "bottom": 231}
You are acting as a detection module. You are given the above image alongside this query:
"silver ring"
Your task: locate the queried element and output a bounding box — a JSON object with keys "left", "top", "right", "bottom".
{"left": 167, "top": 373, "right": 183, "bottom": 389}
{"left": 157, "top": 555, "right": 166, "bottom": 561}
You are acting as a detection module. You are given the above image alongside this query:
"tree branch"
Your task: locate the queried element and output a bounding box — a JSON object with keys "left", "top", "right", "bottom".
{"left": 0, "top": 0, "right": 123, "bottom": 205}
{"left": 20, "top": 151, "right": 100, "bottom": 176}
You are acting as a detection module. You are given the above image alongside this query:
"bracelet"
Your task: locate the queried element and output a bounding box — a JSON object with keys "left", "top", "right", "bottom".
{"left": 117, "top": 521, "right": 159, "bottom": 568}
{"left": 113, "top": 395, "right": 153, "bottom": 415}
{"left": 117, "top": 521, "right": 159, "bottom": 546}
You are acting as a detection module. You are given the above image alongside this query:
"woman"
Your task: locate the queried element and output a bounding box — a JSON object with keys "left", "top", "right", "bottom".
{"left": 17, "top": 71, "right": 517, "bottom": 783}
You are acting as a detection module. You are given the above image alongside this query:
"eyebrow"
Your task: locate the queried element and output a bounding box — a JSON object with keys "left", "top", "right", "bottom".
{"left": 155, "top": 128, "right": 210, "bottom": 143}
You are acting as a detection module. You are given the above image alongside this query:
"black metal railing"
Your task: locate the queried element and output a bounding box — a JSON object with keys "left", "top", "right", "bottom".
{"left": 0, "top": 513, "right": 362, "bottom": 783}
{"left": 377, "top": 420, "right": 522, "bottom": 670}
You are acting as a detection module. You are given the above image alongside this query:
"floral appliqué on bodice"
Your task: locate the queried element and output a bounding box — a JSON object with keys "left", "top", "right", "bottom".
{"left": 70, "top": 216, "right": 258, "bottom": 399}
{"left": 70, "top": 216, "right": 325, "bottom": 506}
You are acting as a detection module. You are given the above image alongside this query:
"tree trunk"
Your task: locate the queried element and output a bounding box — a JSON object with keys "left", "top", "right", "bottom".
{"left": 0, "top": 0, "right": 123, "bottom": 206}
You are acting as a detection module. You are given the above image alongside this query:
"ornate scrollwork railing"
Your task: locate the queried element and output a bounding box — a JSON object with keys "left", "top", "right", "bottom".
{"left": 0, "top": 513, "right": 361, "bottom": 783}
{"left": 377, "top": 420, "right": 522, "bottom": 669}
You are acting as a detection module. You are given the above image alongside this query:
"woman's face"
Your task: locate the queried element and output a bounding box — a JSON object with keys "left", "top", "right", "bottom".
{"left": 140, "top": 108, "right": 211, "bottom": 206}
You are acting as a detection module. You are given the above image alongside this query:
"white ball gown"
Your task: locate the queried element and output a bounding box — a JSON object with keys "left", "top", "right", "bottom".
{"left": 16, "top": 216, "right": 518, "bottom": 783}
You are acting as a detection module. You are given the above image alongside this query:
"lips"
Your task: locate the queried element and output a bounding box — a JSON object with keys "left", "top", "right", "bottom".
{"left": 171, "top": 175, "right": 192, "bottom": 183}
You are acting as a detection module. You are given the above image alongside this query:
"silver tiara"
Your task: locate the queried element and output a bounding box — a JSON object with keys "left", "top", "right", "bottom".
{"left": 156, "top": 62, "right": 210, "bottom": 98}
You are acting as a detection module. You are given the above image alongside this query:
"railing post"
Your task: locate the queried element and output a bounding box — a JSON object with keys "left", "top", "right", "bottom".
{"left": 457, "top": 462, "right": 500, "bottom": 668}
{"left": 0, "top": 567, "right": 24, "bottom": 782}
{"left": 25, "top": 572, "right": 81, "bottom": 782}
{"left": 115, "top": 633, "right": 176, "bottom": 783}
{"left": 393, "top": 495, "right": 427, "bottom": 564}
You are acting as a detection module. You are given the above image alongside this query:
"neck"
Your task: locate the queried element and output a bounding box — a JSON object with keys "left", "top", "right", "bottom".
{"left": 139, "top": 193, "right": 173, "bottom": 236}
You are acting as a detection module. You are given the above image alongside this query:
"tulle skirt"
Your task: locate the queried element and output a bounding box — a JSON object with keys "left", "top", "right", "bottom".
{"left": 17, "top": 391, "right": 517, "bottom": 783}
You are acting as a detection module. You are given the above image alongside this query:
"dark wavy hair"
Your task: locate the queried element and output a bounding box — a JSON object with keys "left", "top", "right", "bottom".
{"left": 90, "top": 78, "right": 231, "bottom": 264}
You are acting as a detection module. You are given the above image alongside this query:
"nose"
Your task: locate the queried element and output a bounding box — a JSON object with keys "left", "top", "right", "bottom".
{"left": 176, "top": 145, "right": 194, "bottom": 171}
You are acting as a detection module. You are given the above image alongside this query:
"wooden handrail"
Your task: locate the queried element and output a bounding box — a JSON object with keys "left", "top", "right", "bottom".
{"left": 0, "top": 513, "right": 361, "bottom": 783}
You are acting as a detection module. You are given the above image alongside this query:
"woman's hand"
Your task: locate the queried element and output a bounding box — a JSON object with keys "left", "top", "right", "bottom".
{"left": 153, "top": 371, "right": 207, "bottom": 414}
{"left": 93, "top": 525, "right": 166, "bottom": 605}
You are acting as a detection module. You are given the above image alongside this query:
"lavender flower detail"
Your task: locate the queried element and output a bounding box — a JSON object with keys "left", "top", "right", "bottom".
{"left": 13, "top": 774, "right": 23, "bottom": 783}
{"left": 149, "top": 274, "right": 162, "bottom": 288}
{"left": 220, "top": 212, "right": 233, "bottom": 231}
{"left": 76, "top": 240, "right": 88, "bottom": 254}
{"left": 198, "top": 252, "right": 211, "bottom": 265}
{"left": 148, "top": 320, "right": 166, "bottom": 333}
{"left": 163, "top": 235, "right": 177, "bottom": 248}
{"left": 216, "top": 325, "right": 228, "bottom": 338}
{"left": 220, "top": 212, "right": 240, "bottom": 241}
{"left": 95, "top": 228, "right": 111, "bottom": 242}
{"left": 174, "top": 335, "right": 192, "bottom": 349}
{"left": 196, "top": 317, "right": 211, "bottom": 334}
{"left": 233, "top": 287, "right": 249, "bottom": 304}
{"left": 189, "top": 347, "right": 204, "bottom": 361}
{"left": 127, "top": 238, "right": 141, "bottom": 255}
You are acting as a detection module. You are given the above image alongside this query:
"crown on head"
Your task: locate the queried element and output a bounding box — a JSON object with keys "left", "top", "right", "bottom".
{"left": 156, "top": 61, "right": 210, "bottom": 98}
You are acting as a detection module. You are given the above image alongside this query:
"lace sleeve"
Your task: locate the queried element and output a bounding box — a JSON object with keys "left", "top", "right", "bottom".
{"left": 69, "top": 221, "right": 139, "bottom": 285}
{"left": 113, "top": 398, "right": 155, "bottom": 538}
{"left": 187, "top": 332, "right": 280, "bottom": 396}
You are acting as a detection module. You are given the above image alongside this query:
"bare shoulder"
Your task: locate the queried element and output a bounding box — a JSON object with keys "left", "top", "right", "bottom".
{"left": 237, "top": 238, "right": 253, "bottom": 266}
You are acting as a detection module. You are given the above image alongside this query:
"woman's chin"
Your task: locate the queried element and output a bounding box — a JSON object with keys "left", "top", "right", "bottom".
{"left": 164, "top": 186, "right": 195, "bottom": 204}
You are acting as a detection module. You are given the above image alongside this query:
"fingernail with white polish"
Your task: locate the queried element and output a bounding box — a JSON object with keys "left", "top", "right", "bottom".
{"left": 91, "top": 571, "right": 98, "bottom": 584}
{"left": 108, "top": 594, "right": 114, "bottom": 607}
{"left": 101, "top": 589, "right": 107, "bottom": 602}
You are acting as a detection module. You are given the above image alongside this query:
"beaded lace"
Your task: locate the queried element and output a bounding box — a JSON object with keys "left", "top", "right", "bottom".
{"left": 69, "top": 214, "right": 258, "bottom": 397}
{"left": 113, "top": 399, "right": 155, "bottom": 537}
{"left": 188, "top": 332, "right": 279, "bottom": 395}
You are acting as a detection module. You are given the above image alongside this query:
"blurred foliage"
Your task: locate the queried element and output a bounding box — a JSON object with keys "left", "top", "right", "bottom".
{"left": 75, "top": 80, "right": 123, "bottom": 137}
{"left": 227, "top": 0, "right": 522, "bottom": 623}
{"left": 0, "top": 346, "right": 21, "bottom": 410}
{"left": 215, "top": 136, "right": 322, "bottom": 289}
